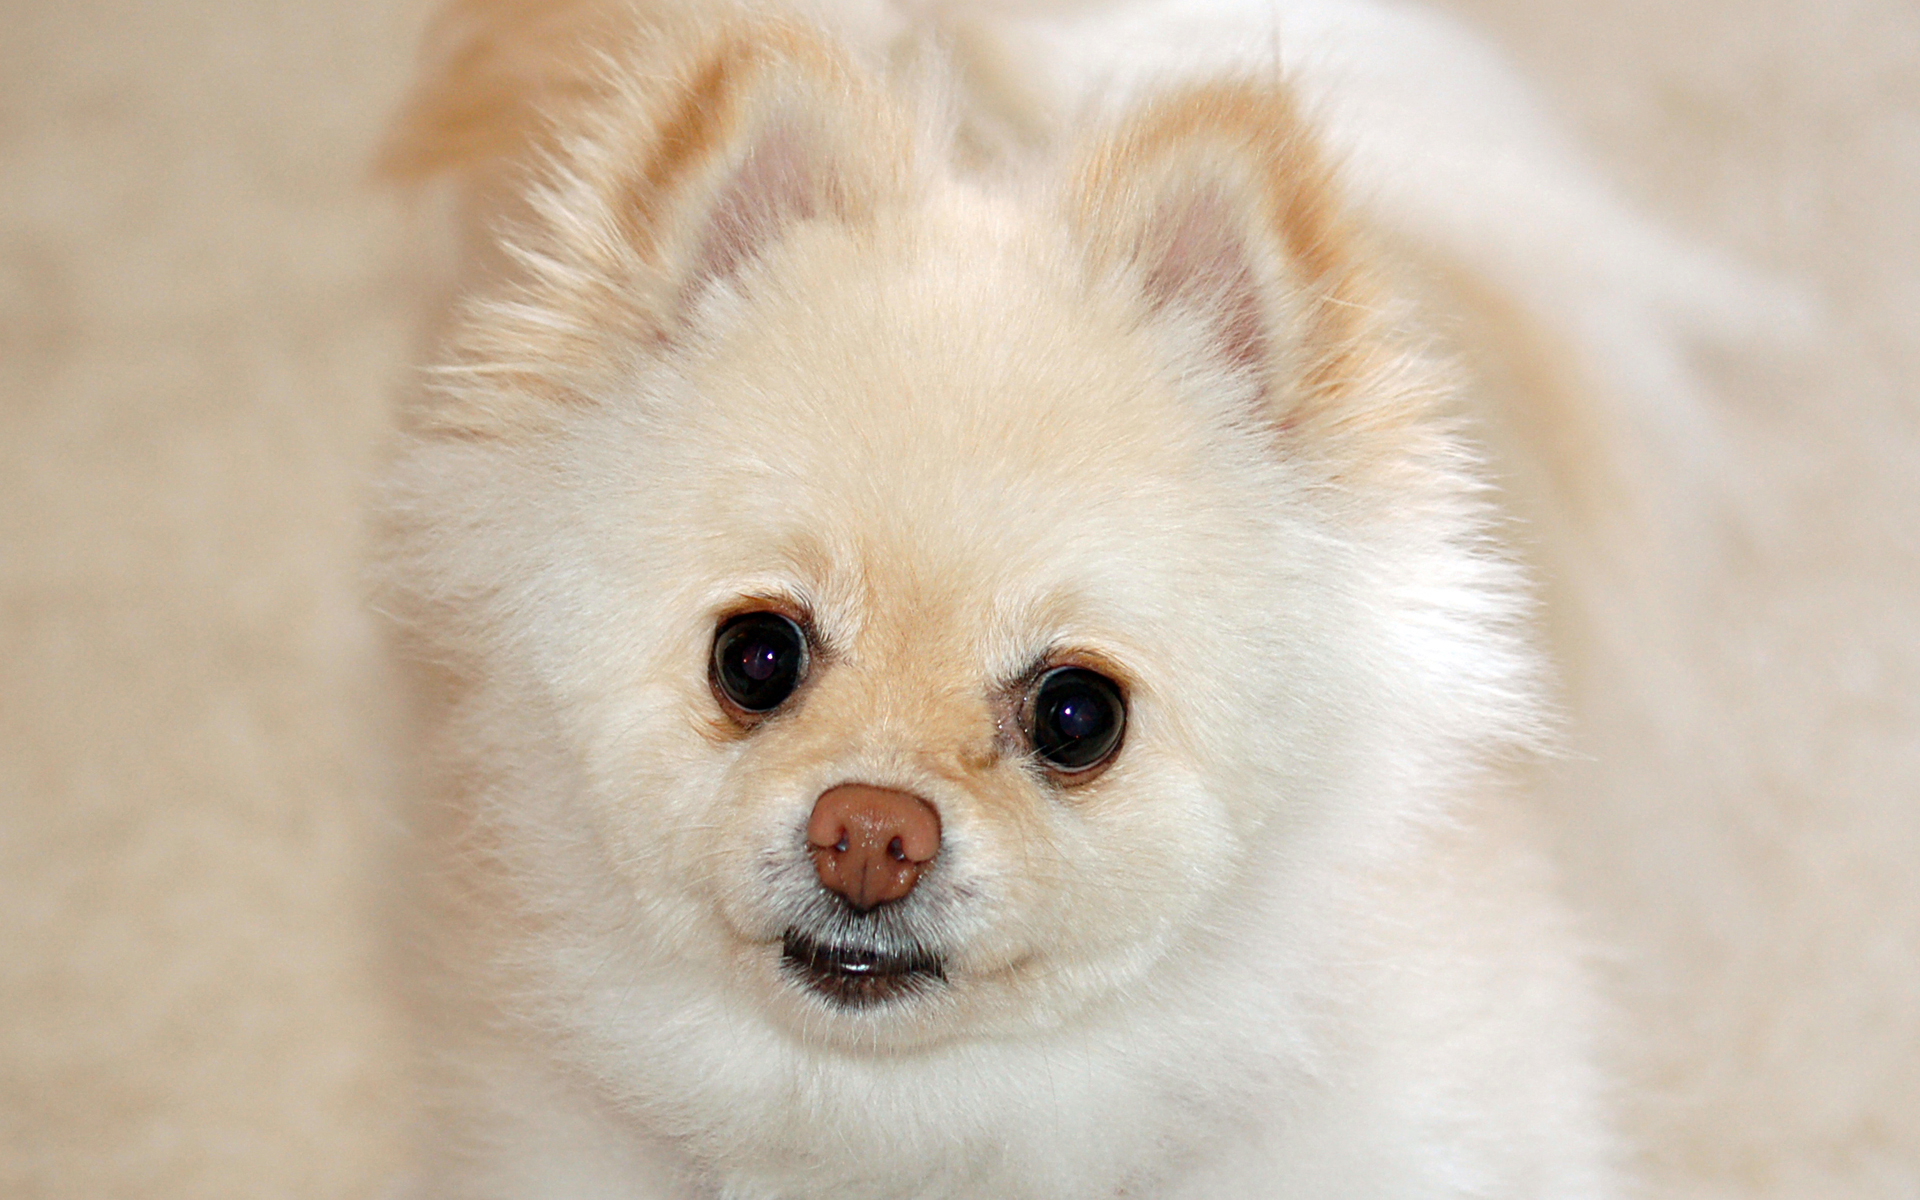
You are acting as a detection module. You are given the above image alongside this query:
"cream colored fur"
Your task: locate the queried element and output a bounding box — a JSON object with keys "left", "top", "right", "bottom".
{"left": 366, "top": 2, "right": 1829, "bottom": 1198}
{"left": 13, "top": 1, "right": 1920, "bottom": 1198}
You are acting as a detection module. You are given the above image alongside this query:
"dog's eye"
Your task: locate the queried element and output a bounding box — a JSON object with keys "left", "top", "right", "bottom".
{"left": 712, "top": 612, "right": 808, "bottom": 714}
{"left": 1027, "top": 666, "right": 1126, "bottom": 774}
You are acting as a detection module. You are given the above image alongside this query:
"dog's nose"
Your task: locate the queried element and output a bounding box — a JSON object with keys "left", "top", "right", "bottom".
{"left": 806, "top": 784, "right": 941, "bottom": 911}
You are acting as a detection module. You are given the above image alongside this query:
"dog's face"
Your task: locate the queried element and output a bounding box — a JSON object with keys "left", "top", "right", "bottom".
{"left": 545, "top": 209, "right": 1350, "bottom": 1049}
{"left": 387, "top": 26, "right": 1520, "bottom": 1054}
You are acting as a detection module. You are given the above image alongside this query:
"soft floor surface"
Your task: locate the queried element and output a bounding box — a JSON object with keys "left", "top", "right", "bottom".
{"left": 3, "top": 1, "right": 1915, "bottom": 1196}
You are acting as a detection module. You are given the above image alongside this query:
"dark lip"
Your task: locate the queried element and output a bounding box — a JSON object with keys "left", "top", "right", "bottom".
{"left": 781, "top": 927, "right": 945, "bottom": 1008}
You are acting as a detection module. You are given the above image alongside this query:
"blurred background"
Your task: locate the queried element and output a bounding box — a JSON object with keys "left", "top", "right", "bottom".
{"left": 2, "top": 0, "right": 1914, "bottom": 1196}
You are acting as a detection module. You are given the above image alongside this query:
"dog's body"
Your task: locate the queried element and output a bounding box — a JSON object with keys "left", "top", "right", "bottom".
{"left": 377, "top": 2, "right": 1744, "bottom": 1195}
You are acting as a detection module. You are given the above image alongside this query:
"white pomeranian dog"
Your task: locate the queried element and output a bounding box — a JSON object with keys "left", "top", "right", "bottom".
{"left": 376, "top": 1, "right": 1750, "bottom": 1195}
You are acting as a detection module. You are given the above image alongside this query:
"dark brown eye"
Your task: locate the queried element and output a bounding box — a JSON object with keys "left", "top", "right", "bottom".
{"left": 712, "top": 612, "right": 807, "bottom": 714}
{"left": 1027, "top": 666, "right": 1126, "bottom": 774}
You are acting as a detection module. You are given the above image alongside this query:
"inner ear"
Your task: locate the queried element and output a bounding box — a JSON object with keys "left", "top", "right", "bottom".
{"left": 1069, "top": 84, "right": 1391, "bottom": 431}
{"left": 685, "top": 114, "right": 834, "bottom": 302}
{"left": 1138, "top": 183, "right": 1272, "bottom": 375}
{"left": 608, "top": 24, "right": 909, "bottom": 327}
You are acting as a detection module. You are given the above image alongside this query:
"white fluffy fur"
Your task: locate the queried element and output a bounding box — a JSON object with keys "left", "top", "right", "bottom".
{"left": 372, "top": 1, "right": 1752, "bottom": 1195}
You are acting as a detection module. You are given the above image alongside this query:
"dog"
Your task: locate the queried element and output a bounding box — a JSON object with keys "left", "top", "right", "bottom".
{"left": 374, "top": 1, "right": 1748, "bottom": 1194}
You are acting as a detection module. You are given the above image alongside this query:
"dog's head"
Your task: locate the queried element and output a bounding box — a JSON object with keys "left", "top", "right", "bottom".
{"left": 382, "top": 20, "right": 1535, "bottom": 1053}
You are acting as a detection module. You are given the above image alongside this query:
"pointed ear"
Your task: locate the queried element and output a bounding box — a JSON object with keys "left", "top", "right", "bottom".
{"left": 387, "top": 8, "right": 909, "bottom": 315}
{"left": 406, "top": 19, "right": 914, "bottom": 432}
{"left": 606, "top": 26, "right": 911, "bottom": 315}
{"left": 1069, "top": 85, "right": 1411, "bottom": 440}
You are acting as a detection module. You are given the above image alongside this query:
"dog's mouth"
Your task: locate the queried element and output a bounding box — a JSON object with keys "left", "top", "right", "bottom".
{"left": 780, "top": 927, "right": 945, "bottom": 1008}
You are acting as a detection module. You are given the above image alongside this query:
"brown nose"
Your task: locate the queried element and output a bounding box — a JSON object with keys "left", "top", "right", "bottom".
{"left": 806, "top": 784, "right": 941, "bottom": 911}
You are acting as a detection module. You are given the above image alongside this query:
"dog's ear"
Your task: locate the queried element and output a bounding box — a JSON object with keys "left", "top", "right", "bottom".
{"left": 1070, "top": 85, "right": 1419, "bottom": 445}
{"left": 394, "top": 13, "right": 911, "bottom": 430}
{"left": 393, "top": 5, "right": 907, "bottom": 297}
{"left": 598, "top": 26, "right": 910, "bottom": 316}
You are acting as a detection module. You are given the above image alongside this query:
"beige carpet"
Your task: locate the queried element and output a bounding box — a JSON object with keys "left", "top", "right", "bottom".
{"left": 3, "top": 1, "right": 1915, "bottom": 1197}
